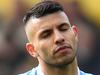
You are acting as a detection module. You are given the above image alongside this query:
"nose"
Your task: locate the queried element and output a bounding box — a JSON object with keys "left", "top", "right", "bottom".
{"left": 54, "top": 30, "right": 65, "bottom": 45}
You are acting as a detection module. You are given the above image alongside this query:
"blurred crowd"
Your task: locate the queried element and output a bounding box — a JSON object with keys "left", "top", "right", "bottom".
{"left": 0, "top": 0, "right": 100, "bottom": 75}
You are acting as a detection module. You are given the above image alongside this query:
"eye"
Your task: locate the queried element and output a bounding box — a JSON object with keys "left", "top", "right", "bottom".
{"left": 40, "top": 30, "right": 52, "bottom": 39}
{"left": 59, "top": 23, "right": 70, "bottom": 31}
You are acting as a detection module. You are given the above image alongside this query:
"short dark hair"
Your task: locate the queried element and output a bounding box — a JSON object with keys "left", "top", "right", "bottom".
{"left": 23, "top": 1, "right": 64, "bottom": 24}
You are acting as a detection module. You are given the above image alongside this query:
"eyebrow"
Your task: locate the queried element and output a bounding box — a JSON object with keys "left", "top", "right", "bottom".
{"left": 38, "top": 22, "right": 70, "bottom": 34}
{"left": 57, "top": 22, "right": 70, "bottom": 28}
{"left": 38, "top": 26, "right": 51, "bottom": 35}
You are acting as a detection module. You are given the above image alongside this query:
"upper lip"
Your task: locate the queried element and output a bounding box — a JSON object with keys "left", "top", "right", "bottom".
{"left": 53, "top": 44, "right": 72, "bottom": 54}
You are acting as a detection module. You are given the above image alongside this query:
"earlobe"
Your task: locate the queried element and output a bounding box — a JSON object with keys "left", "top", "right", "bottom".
{"left": 26, "top": 43, "right": 38, "bottom": 57}
{"left": 72, "top": 25, "right": 78, "bottom": 36}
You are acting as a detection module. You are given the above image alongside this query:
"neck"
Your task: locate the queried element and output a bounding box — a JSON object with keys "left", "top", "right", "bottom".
{"left": 39, "top": 58, "right": 78, "bottom": 75}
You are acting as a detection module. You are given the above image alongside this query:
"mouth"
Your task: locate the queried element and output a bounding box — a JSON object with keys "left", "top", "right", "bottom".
{"left": 54, "top": 45, "right": 72, "bottom": 55}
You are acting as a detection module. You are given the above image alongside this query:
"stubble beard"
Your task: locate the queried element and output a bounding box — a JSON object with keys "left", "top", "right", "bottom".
{"left": 43, "top": 55, "right": 76, "bottom": 69}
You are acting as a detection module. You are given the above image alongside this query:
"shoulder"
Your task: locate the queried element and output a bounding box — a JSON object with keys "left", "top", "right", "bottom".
{"left": 18, "top": 67, "right": 38, "bottom": 75}
{"left": 80, "top": 70, "right": 93, "bottom": 75}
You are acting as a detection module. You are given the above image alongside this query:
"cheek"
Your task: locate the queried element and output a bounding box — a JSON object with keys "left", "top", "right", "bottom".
{"left": 66, "top": 31, "right": 77, "bottom": 48}
{"left": 45, "top": 41, "right": 53, "bottom": 50}
{"left": 70, "top": 34, "right": 78, "bottom": 51}
{"left": 38, "top": 39, "right": 53, "bottom": 53}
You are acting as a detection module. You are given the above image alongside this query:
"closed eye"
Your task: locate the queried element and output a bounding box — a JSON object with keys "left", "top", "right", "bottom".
{"left": 58, "top": 23, "right": 70, "bottom": 31}
{"left": 40, "top": 29, "right": 52, "bottom": 39}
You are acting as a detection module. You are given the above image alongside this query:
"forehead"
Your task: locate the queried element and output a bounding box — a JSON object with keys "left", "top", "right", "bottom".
{"left": 26, "top": 11, "right": 70, "bottom": 29}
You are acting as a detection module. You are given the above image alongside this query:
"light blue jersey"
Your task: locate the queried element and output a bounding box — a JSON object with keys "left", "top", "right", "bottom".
{"left": 19, "top": 65, "right": 93, "bottom": 75}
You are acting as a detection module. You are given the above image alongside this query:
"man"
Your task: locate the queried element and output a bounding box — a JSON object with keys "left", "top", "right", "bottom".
{"left": 19, "top": 1, "right": 93, "bottom": 75}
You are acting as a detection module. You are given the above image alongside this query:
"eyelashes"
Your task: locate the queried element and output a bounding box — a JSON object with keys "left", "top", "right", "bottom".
{"left": 40, "top": 30, "right": 53, "bottom": 39}
{"left": 39, "top": 23, "right": 70, "bottom": 39}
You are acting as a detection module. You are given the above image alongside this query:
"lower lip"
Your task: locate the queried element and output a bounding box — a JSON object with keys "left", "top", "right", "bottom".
{"left": 55, "top": 48, "right": 71, "bottom": 55}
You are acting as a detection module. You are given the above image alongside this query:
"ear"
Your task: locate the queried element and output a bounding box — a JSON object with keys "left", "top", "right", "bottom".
{"left": 26, "top": 43, "right": 38, "bottom": 58}
{"left": 72, "top": 25, "right": 78, "bottom": 37}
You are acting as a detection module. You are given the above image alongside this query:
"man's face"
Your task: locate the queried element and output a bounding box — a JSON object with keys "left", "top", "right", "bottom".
{"left": 26, "top": 11, "right": 78, "bottom": 67}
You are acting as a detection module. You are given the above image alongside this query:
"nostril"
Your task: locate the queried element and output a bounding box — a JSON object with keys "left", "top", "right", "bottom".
{"left": 55, "top": 39, "right": 65, "bottom": 45}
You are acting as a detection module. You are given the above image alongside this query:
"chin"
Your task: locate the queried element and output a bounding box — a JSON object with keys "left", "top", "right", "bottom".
{"left": 48, "top": 56, "right": 75, "bottom": 68}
